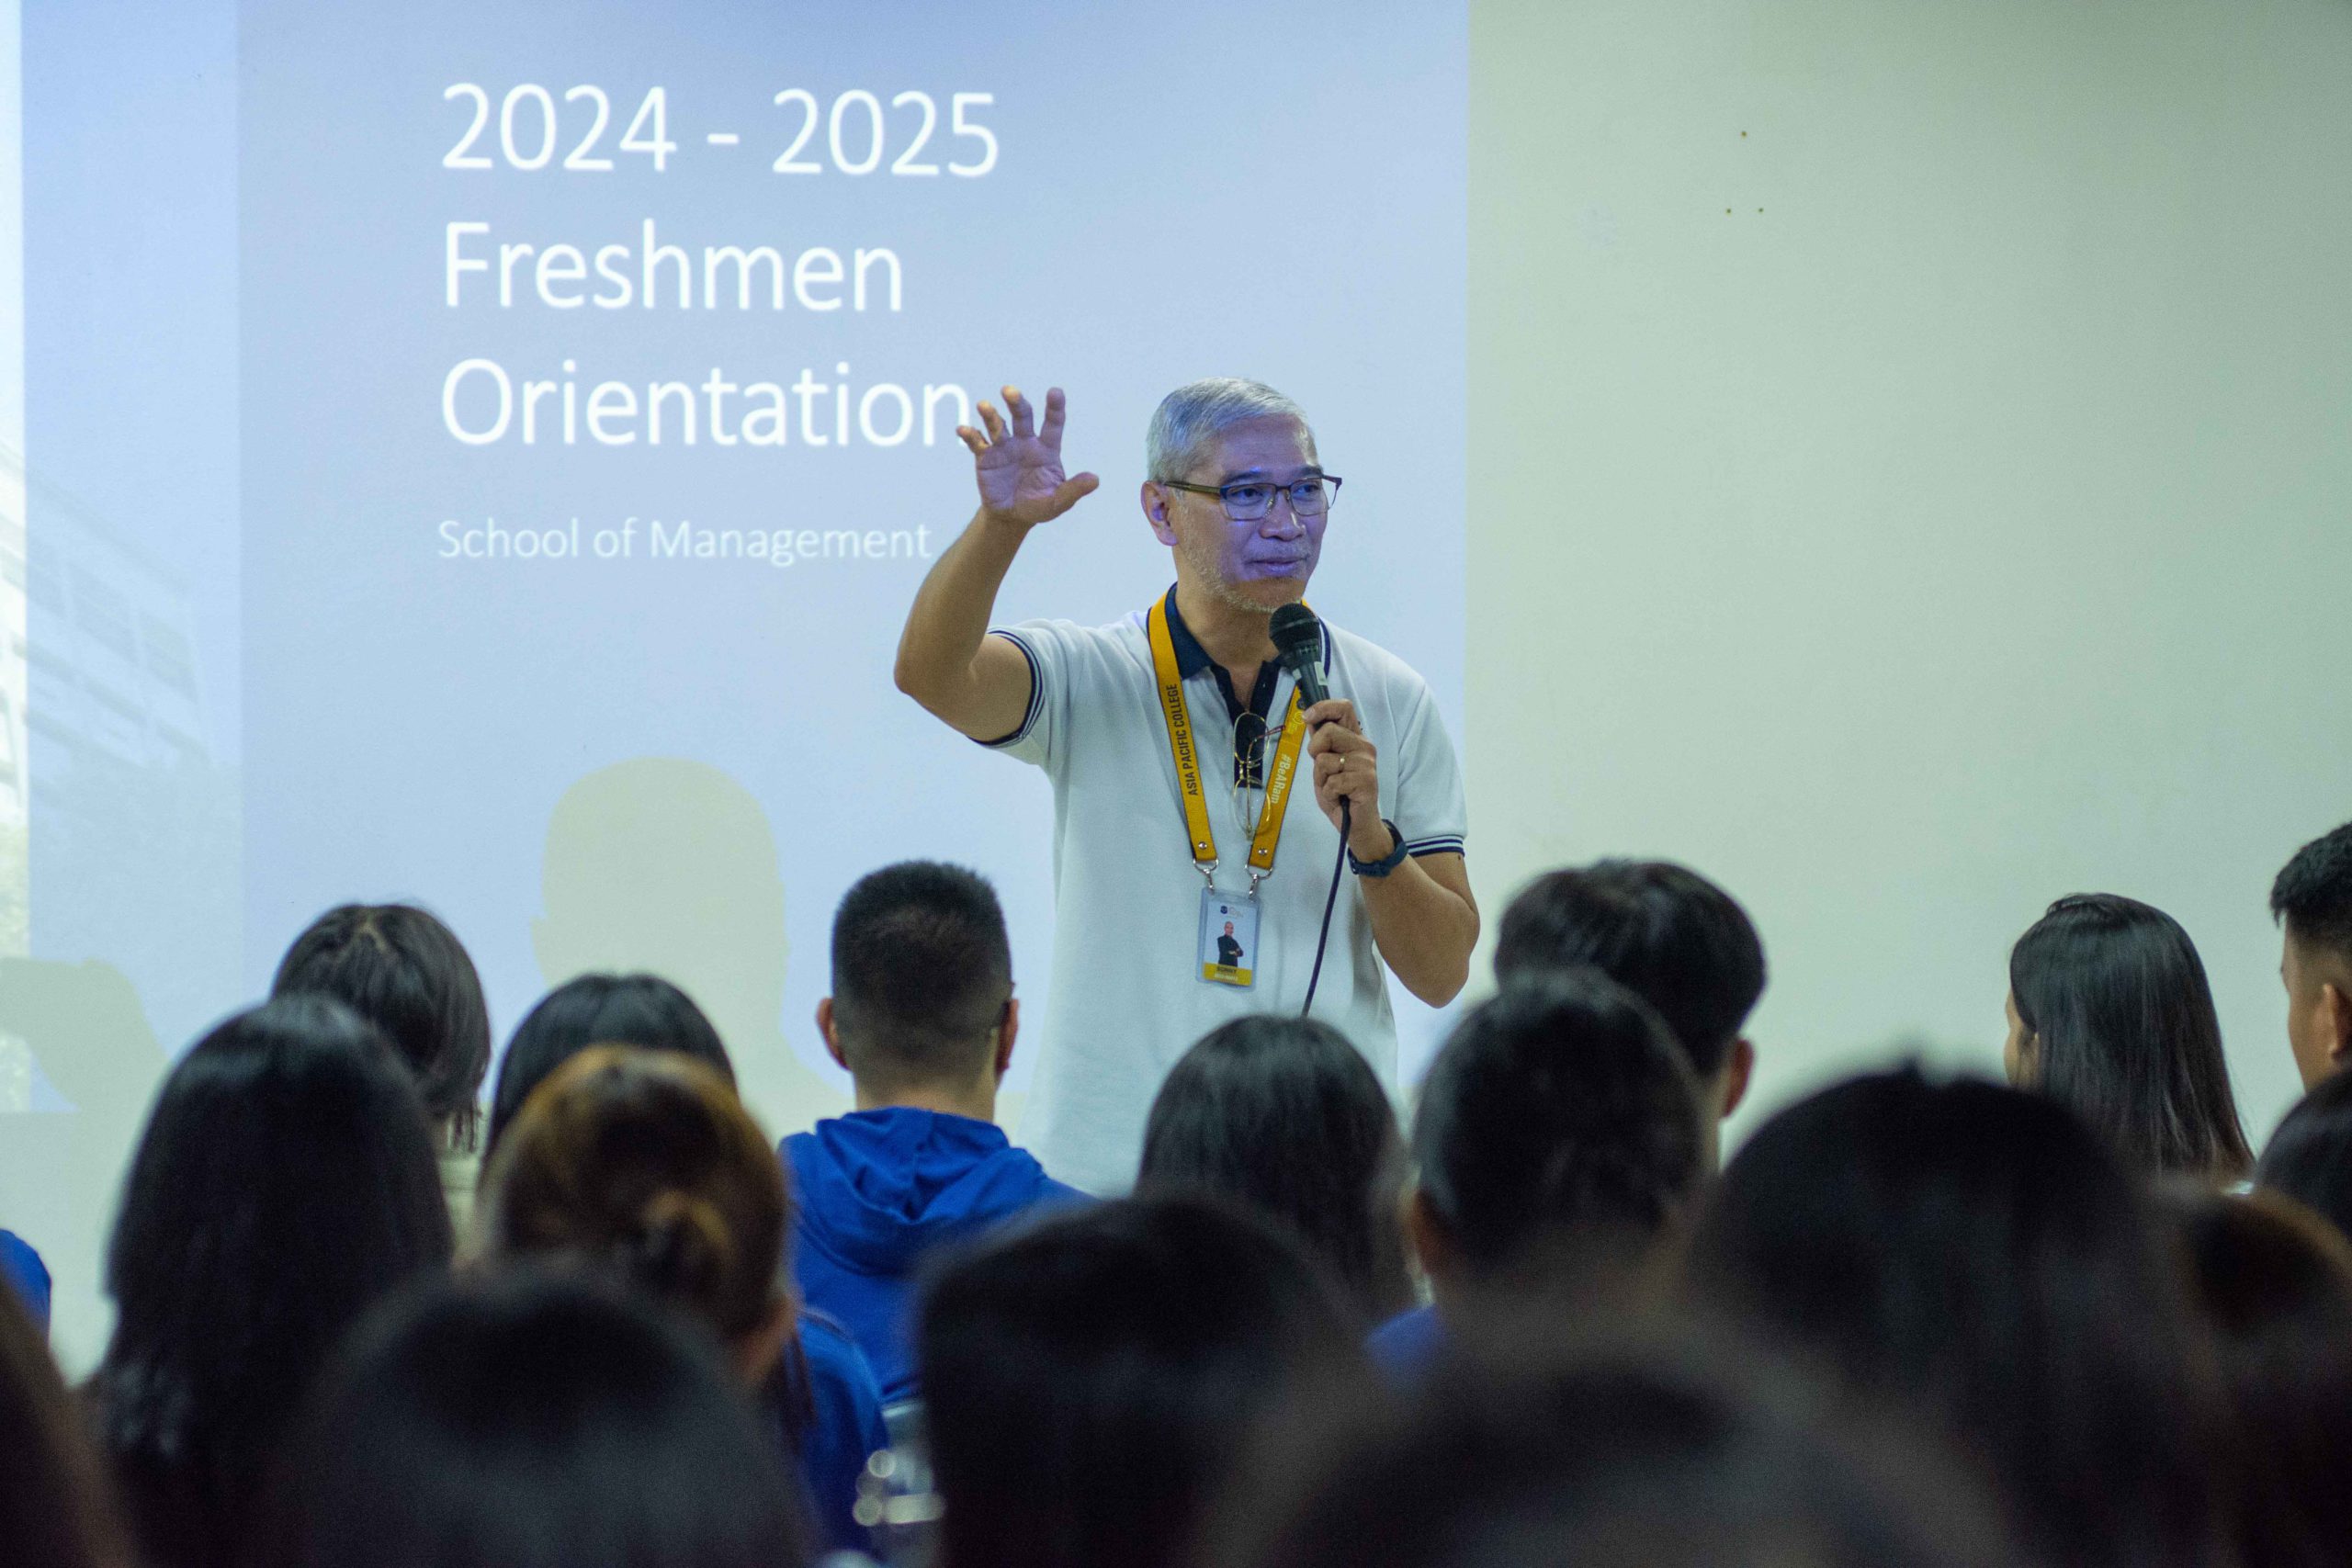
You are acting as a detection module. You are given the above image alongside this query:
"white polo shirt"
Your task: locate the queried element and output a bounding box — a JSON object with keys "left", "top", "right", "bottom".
{"left": 983, "top": 588, "right": 1468, "bottom": 1195}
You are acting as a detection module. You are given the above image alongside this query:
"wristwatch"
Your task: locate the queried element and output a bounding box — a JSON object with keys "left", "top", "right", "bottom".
{"left": 1349, "top": 818, "right": 1411, "bottom": 878}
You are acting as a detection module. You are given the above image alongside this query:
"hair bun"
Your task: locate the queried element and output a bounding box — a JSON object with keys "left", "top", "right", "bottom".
{"left": 626, "top": 1190, "right": 736, "bottom": 1309}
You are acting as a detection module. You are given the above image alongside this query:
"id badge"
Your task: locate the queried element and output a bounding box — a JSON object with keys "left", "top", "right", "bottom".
{"left": 1198, "top": 888, "right": 1260, "bottom": 988}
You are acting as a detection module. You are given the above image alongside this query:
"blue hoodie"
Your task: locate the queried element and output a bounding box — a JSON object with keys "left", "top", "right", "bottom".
{"left": 784, "top": 1107, "right": 1087, "bottom": 1404}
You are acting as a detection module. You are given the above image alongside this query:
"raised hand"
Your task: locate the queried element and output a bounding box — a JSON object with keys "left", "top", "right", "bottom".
{"left": 957, "top": 385, "right": 1101, "bottom": 528}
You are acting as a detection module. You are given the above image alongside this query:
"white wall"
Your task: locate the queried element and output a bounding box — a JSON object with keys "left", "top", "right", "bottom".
{"left": 1464, "top": 0, "right": 2352, "bottom": 1146}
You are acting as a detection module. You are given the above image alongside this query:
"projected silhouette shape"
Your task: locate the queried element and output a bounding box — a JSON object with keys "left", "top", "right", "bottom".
{"left": 532, "top": 758, "right": 844, "bottom": 1138}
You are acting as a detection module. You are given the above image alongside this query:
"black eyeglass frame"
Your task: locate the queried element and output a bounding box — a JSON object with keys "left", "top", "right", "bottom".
{"left": 1159, "top": 474, "right": 1343, "bottom": 521}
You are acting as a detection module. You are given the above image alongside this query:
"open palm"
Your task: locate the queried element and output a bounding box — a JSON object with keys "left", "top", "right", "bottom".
{"left": 959, "top": 385, "right": 1100, "bottom": 527}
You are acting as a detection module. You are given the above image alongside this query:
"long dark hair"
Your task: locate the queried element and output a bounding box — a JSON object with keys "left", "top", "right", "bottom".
{"left": 250, "top": 1272, "right": 810, "bottom": 1568}
{"left": 486, "top": 974, "right": 732, "bottom": 1156}
{"left": 90, "top": 996, "right": 452, "bottom": 1568}
{"left": 2009, "top": 893, "right": 2251, "bottom": 1179}
{"left": 272, "top": 903, "right": 492, "bottom": 1136}
{"left": 1688, "top": 1068, "right": 2233, "bottom": 1568}
{"left": 1137, "top": 1017, "right": 1412, "bottom": 1323}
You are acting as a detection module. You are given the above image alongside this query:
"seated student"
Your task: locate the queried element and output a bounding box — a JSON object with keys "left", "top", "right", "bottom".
{"left": 2, "top": 1279, "right": 131, "bottom": 1568}
{"left": 1493, "top": 860, "right": 1762, "bottom": 1170}
{"left": 478, "top": 1045, "right": 884, "bottom": 1556}
{"left": 249, "top": 1273, "right": 810, "bottom": 1568}
{"left": 786, "top": 861, "right": 1083, "bottom": 1404}
{"left": 483, "top": 972, "right": 733, "bottom": 1157}
{"left": 2256, "top": 1067, "right": 2352, "bottom": 1242}
{"left": 2005, "top": 893, "right": 2252, "bottom": 1180}
{"left": 1370, "top": 972, "right": 1706, "bottom": 1374}
{"left": 0, "top": 1229, "right": 49, "bottom": 1337}
{"left": 2272, "top": 820, "right": 2352, "bottom": 1088}
{"left": 1688, "top": 1069, "right": 2233, "bottom": 1568}
{"left": 1137, "top": 1015, "right": 1414, "bottom": 1327}
{"left": 2159, "top": 1186, "right": 2352, "bottom": 1568}
{"left": 272, "top": 903, "right": 493, "bottom": 1231}
{"left": 918, "top": 1194, "right": 1363, "bottom": 1568}
{"left": 88, "top": 998, "right": 453, "bottom": 1568}
{"left": 1211, "top": 1338, "right": 2017, "bottom": 1568}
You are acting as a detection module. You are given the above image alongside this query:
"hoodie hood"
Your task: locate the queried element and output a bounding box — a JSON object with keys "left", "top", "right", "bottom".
{"left": 785, "top": 1107, "right": 1076, "bottom": 1276}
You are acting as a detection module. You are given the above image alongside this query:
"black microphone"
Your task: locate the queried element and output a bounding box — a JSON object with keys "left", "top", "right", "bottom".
{"left": 1271, "top": 602, "right": 1349, "bottom": 1020}
{"left": 1269, "top": 603, "right": 1330, "bottom": 712}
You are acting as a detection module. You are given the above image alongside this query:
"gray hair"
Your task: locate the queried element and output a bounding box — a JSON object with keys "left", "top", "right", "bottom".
{"left": 1144, "top": 378, "right": 1315, "bottom": 481}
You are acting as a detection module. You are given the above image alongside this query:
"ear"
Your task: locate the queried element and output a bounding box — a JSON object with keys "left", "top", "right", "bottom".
{"left": 813, "top": 998, "right": 849, "bottom": 1073}
{"left": 1403, "top": 1184, "right": 1459, "bottom": 1289}
{"left": 732, "top": 1295, "right": 797, "bottom": 1388}
{"left": 994, "top": 997, "right": 1020, "bottom": 1079}
{"left": 1717, "top": 1036, "right": 1756, "bottom": 1121}
{"left": 2328, "top": 981, "right": 2352, "bottom": 1066}
{"left": 1140, "top": 480, "right": 1179, "bottom": 547}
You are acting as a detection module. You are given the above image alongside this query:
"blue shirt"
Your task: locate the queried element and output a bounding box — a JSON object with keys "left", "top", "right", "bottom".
{"left": 1, "top": 1231, "right": 50, "bottom": 1336}
{"left": 1367, "top": 1303, "right": 1444, "bottom": 1380}
{"left": 785, "top": 1107, "right": 1088, "bottom": 1404}
{"left": 768, "top": 1308, "right": 889, "bottom": 1555}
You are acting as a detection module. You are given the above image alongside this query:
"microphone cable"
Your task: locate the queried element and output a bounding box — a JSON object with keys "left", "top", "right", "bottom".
{"left": 1301, "top": 799, "right": 1348, "bottom": 1018}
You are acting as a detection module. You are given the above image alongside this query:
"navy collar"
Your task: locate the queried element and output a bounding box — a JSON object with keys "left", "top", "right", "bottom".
{"left": 1159, "top": 585, "right": 1217, "bottom": 680}
{"left": 1160, "top": 585, "right": 1290, "bottom": 782}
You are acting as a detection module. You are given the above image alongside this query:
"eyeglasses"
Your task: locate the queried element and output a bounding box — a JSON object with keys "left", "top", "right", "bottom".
{"left": 1160, "top": 475, "right": 1342, "bottom": 522}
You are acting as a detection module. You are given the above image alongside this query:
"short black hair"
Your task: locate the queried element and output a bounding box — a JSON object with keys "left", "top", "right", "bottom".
{"left": 918, "top": 1194, "right": 1361, "bottom": 1568}
{"left": 830, "top": 862, "right": 1012, "bottom": 1087}
{"left": 1689, "top": 1068, "right": 2231, "bottom": 1568}
{"left": 486, "top": 975, "right": 733, "bottom": 1156}
{"left": 92, "top": 995, "right": 453, "bottom": 1568}
{"left": 2009, "top": 893, "right": 2251, "bottom": 1179}
{"left": 1138, "top": 1016, "right": 1413, "bottom": 1325}
{"left": 1414, "top": 972, "right": 1704, "bottom": 1280}
{"left": 2158, "top": 1187, "right": 2352, "bottom": 1567}
{"left": 1493, "top": 861, "right": 1764, "bottom": 1078}
{"left": 1209, "top": 1339, "right": 2018, "bottom": 1568}
{"left": 252, "top": 1272, "right": 809, "bottom": 1568}
{"left": 2257, "top": 1067, "right": 2352, "bottom": 1243}
{"left": 2272, "top": 821, "right": 2352, "bottom": 962}
{"left": 272, "top": 903, "right": 492, "bottom": 1129}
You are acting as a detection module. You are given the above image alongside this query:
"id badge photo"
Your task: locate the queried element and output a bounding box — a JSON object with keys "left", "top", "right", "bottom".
{"left": 1197, "top": 888, "right": 1260, "bottom": 988}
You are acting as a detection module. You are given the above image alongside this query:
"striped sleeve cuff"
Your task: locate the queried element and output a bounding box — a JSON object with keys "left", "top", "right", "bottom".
{"left": 973, "top": 630, "right": 1044, "bottom": 750}
{"left": 1403, "top": 834, "right": 1466, "bottom": 859}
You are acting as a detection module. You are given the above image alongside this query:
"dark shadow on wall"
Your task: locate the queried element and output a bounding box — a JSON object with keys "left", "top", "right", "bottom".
{"left": 533, "top": 758, "right": 845, "bottom": 1141}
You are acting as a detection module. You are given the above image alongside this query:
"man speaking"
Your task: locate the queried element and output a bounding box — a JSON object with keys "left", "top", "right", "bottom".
{"left": 895, "top": 378, "right": 1476, "bottom": 1193}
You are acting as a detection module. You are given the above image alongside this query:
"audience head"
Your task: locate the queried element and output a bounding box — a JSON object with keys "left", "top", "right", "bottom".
{"left": 1210, "top": 1338, "right": 2017, "bottom": 1568}
{"left": 481, "top": 1045, "right": 791, "bottom": 1382}
{"left": 2272, "top": 821, "right": 2352, "bottom": 1088}
{"left": 819, "top": 860, "right": 1016, "bottom": 1107}
{"left": 93, "top": 996, "right": 452, "bottom": 1568}
{"left": 486, "top": 973, "right": 732, "bottom": 1156}
{"left": 1137, "top": 1016, "right": 1413, "bottom": 1324}
{"left": 918, "top": 1193, "right": 1361, "bottom": 1568}
{"left": 271, "top": 902, "right": 492, "bottom": 1140}
{"left": 0, "top": 1285, "right": 132, "bottom": 1568}
{"left": 1689, "top": 1067, "right": 2229, "bottom": 1568}
{"left": 2005, "top": 892, "right": 2251, "bottom": 1179}
{"left": 2256, "top": 1066, "right": 2352, "bottom": 1243}
{"left": 253, "top": 1272, "right": 809, "bottom": 1568}
{"left": 1494, "top": 861, "right": 1762, "bottom": 1163}
{"left": 2158, "top": 1186, "right": 2352, "bottom": 1568}
{"left": 1409, "top": 972, "right": 1704, "bottom": 1304}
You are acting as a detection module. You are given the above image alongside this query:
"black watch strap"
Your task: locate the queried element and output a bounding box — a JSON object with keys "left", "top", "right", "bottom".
{"left": 1349, "top": 818, "right": 1411, "bottom": 878}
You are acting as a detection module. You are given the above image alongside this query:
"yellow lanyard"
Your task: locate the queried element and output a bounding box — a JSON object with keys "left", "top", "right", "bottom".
{"left": 1147, "top": 598, "right": 1311, "bottom": 887}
